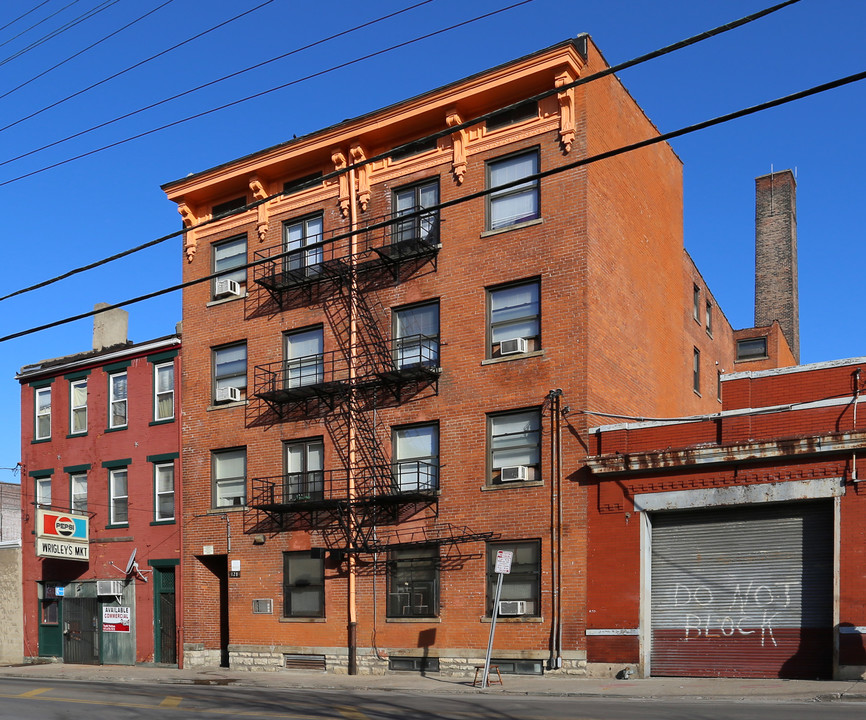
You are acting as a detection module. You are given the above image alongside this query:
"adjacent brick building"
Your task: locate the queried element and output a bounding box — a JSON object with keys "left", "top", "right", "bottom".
{"left": 17, "top": 308, "right": 181, "bottom": 665}
{"left": 162, "top": 36, "right": 793, "bottom": 675}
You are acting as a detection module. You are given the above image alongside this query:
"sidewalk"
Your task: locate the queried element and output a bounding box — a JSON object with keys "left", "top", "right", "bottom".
{"left": 1, "top": 661, "right": 865, "bottom": 702}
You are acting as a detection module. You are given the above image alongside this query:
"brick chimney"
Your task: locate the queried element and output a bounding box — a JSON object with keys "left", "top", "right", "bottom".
{"left": 92, "top": 303, "right": 129, "bottom": 351}
{"left": 754, "top": 170, "right": 799, "bottom": 362}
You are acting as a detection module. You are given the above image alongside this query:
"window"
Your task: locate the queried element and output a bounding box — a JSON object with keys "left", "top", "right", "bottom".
{"left": 109, "top": 371, "right": 128, "bottom": 429}
{"left": 109, "top": 468, "right": 128, "bottom": 525}
{"left": 285, "top": 327, "right": 323, "bottom": 388}
{"left": 283, "top": 550, "right": 325, "bottom": 618}
{"left": 488, "top": 281, "right": 540, "bottom": 358}
{"left": 35, "top": 387, "right": 51, "bottom": 440}
{"left": 394, "top": 302, "right": 439, "bottom": 369}
{"left": 35, "top": 476, "right": 51, "bottom": 507}
{"left": 70, "top": 472, "right": 87, "bottom": 513}
{"left": 393, "top": 179, "right": 439, "bottom": 246}
{"left": 68, "top": 379, "right": 87, "bottom": 434}
{"left": 212, "top": 235, "right": 247, "bottom": 295}
{"left": 213, "top": 448, "right": 246, "bottom": 507}
{"left": 705, "top": 302, "right": 713, "bottom": 337}
{"left": 283, "top": 171, "right": 322, "bottom": 195}
{"left": 154, "top": 362, "right": 174, "bottom": 421}
{"left": 489, "top": 409, "right": 541, "bottom": 484}
{"left": 387, "top": 546, "right": 439, "bottom": 618}
{"left": 393, "top": 424, "right": 438, "bottom": 492}
{"left": 213, "top": 343, "right": 247, "bottom": 402}
{"left": 737, "top": 337, "right": 768, "bottom": 361}
{"left": 486, "top": 100, "right": 538, "bottom": 131}
{"left": 486, "top": 150, "right": 539, "bottom": 230}
{"left": 693, "top": 348, "right": 701, "bottom": 394}
{"left": 693, "top": 284, "right": 701, "bottom": 323}
{"left": 389, "top": 136, "right": 437, "bottom": 162}
{"left": 486, "top": 541, "right": 540, "bottom": 616}
{"left": 41, "top": 599, "right": 59, "bottom": 625}
{"left": 284, "top": 215, "right": 323, "bottom": 276}
{"left": 285, "top": 439, "right": 324, "bottom": 502}
{"left": 212, "top": 196, "right": 246, "bottom": 218}
{"left": 154, "top": 463, "right": 175, "bottom": 522}
{"left": 717, "top": 370, "right": 723, "bottom": 403}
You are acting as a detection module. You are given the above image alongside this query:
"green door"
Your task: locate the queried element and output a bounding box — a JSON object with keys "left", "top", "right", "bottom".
{"left": 153, "top": 566, "right": 177, "bottom": 664}
{"left": 38, "top": 598, "right": 62, "bottom": 657}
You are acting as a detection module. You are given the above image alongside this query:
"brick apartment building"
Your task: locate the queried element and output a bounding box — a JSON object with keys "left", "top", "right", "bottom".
{"left": 161, "top": 36, "right": 792, "bottom": 675}
{"left": 17, "top": 308, "right": 181, "bottom": 665}
{"left": 586, "top": 357, "right": 866, "bottom": 680}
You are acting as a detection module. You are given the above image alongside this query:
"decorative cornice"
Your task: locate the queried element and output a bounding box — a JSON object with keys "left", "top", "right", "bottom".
{"left": 250, "top": 176, "right": 269, "bottom": 243}
{"left": 349, "top": 143, "right": 370, "bottom": 212}
{"left": 331, "top": 148, "right": 350, "bottom": 218}
{"left": 555, "top": 69, "right": 576, "bottom": 153}
{"left": 446, "top": 108, "right": 468, "bottom": 184}
{"left": 178, "top": 203, "right": 197, "bottom": 262}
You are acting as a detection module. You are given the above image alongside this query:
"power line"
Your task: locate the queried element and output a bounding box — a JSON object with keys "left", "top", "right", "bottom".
{"left": 0, "top": 0, "right": 276, "bottom": 134}
{"left": 0, "top": 0, "right": 535, "bottom": 186}
{"left": 0, "top": 0, "right": 177, "bottom": 103}
{"left": 0, "top": 0, "right": 53, "bottom": 36}
{"left": 0, "top": 0, "right": 802, "bottom": 304}
{"left": 0, "top": 0, "right": 81, "bottom": 52}
{"left": 1, "top": 63, "right": 863, "bottom": 345}
{"left": 0, "top": 0, "right": 434, "bottom": 169}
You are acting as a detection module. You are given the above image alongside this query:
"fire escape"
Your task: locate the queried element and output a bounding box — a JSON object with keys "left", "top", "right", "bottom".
{"left": 246, "top": 202, "right": 496, "bottom": 555}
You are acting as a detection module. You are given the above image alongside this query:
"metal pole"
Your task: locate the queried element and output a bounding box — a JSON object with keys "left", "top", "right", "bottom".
{"left": 482, "top": 572, "right": 503, "bottom": 688}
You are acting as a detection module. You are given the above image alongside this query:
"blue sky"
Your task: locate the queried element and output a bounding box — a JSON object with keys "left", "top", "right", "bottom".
{"left": 2, "top": 0, "right": 864, "bottom": 478}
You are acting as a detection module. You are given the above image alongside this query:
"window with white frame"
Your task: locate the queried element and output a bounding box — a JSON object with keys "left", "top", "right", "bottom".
{"left": 213, "top": 343, "right": 247, "bottom": 402}
{"left": 488, "top": 281, "right": 540, "bottom": 358}
{"left": 283, "top": 550, "right": 325, "bottom": 618}
{"left": 35, "top": 476, "right": 51, "bottom": 507}
{"left": 213, "top": 448, "right": 246, "bottom": 508}
{"left": 109, "top": 371, "right": 128, "bottom": 429}
{"left": 154, "top": 462, "right": 175, "bottom": 521}
{"left": 154, "top": 361, "right": 174, "bottom": 421}
{"left": 70, "top": 472, "right": 87, "bottom": 513}
{"left": 393, "top": 424, "right": 438, "bottom": 492}
{"left": 284, "top": 214, "right": 323, "bottom": 276}
{"left": 35, "top": 387, "right": 51, "bottom": 440}
{"left": 393, "top": 179, "right": 439, "bottom": 246}
{"left": 693, "top": 347, "right": 701, "bottom": 394}
{"left": 486, "top": 541, "right": 540, "bottom": 616}
{"left": 285, "top": 327, "right": 323, "bottom": 389}
{"left": 212, "top": 234, "right": 247, "bottom": 296}
{"left": 69, "top": 378, "right": 87, "bottom": 434}
{"left": 109, "top": 468, "right": 128, "bottom": 525}
{"left": 486, "top": 149, "right": 539, "bottom": 230}
{"left": 489, "top": 409, "right": 541, "bottom": 484}
{"left": 285, "top": 438, "right": 324, "bottom": 502}
{"left": 394, "top": 302, "right": 439, "bottom": 369}
{"left": 387, "top": 546, "right": 439, "bottom": 618}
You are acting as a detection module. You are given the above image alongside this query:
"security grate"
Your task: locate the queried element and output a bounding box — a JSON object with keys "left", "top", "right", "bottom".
{"left": 284, "top": 653, "right": 326, "bottom": 671}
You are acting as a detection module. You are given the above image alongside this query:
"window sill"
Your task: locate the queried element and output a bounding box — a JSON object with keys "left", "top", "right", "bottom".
{"left": 209, "top": 505, "right": 245, "bottom": 513}
{"left": 149, "top": 418, "right": 175, "bottom": 426}
{"left": 207, "top": 400, "right": 248, "bottom": 411}
{"left": 279, "top": 617, "right": 326, "bottom": 623}
{"left": 481, "top": 350, "right": 544, "bottom": 366}
{"left": 105, "top": 426, "right": 128, "bottom": 433}
{"left": 31, "top": 438, "right": 51, "bottom": 444}
{"left": 386, "top": 617, "right": 442, "bottom": 623}
{"left": 150, "top": 519, "right": 176, "bottom": 526}
{"left": 207, "top": 292, "right": 247, "bottom": 307}
{"left": 734, "top": 356, "right": 769, "bottom": 363}
{"left": 66, "top": 432, "right": 88, "bottom": 439}
{"left": 481, "top": 480, "right": 544, "bottom": 491}
{"left": 480, "top": 615, "right": 543, "bottom": 623}
{"left": 480, "top": 217, "right": 543, "bottom": 238}
{"left": 104, "top": 523, "right": 129, "bottom": 530}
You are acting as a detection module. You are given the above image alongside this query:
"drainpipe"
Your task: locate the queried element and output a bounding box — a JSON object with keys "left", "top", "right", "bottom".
{"left": 547, "top": 389, "right": 564, "bottom": 669}
{"left": 853, "top": 369, "right": 861, "bottom": 482}
{"left": 347, "top": 159, "right": 359, "bottom": 675}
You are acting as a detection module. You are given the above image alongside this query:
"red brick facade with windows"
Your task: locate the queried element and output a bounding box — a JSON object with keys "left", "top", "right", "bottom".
{"left": 586, "top": 358, "right": 866, "bottom": 680}
{"left": 17, "top": 326, "right": 181, "bottom": 665}
{"left": 163, "top": 36, "right": 788, "bottom": 676}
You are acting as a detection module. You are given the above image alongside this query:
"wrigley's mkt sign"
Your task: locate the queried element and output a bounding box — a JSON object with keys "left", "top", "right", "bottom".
{"left": 36, "top": 509, "right": 90, "bottom": 561}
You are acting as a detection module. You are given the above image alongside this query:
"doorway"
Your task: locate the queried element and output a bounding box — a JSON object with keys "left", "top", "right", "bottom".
{"left": 63, "top": 597, "right": 99, "bottom": 665}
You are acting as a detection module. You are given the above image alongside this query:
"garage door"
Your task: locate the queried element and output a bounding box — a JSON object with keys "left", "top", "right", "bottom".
{"left": 650, "top": 500, "right": 832, "bottom": 678}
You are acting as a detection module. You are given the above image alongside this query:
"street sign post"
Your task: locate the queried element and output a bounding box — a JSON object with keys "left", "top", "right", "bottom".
{"left": 481, "top": 549, "right": 512, "bottom": 688}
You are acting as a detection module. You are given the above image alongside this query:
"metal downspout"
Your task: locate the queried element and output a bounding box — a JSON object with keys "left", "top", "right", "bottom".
{"left": 347, "top": 162, "right": 359, "bottom": 675}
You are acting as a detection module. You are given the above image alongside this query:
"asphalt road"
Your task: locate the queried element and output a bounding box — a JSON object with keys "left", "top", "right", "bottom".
{"left": 0, "top": 677, "right": 864, "bottom": 720}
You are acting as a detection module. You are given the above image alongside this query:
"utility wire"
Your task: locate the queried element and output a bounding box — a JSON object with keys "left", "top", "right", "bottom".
{"left": 1, "top": 63, "right": 864, "bottom": 345}
{"left": 0, "top": 0, "right": 176, "bottom": 103}
{"left": 0, "top": 0, "right": 53, "bottom": 36}
{"left": 0, "top": 0, "right": 434, "bottom": 168}
{"left": 0, "top": 0, "right": 120, "bottom": 68}
{"left": 0, "top": 0, "right": 81, "bottom": 52}
{"left": 0, "top": 0, "right": 802, "bottom": 304}
{"left": 0, "top": 0, "right": 275, "bottom": 134}
{"left": 0, "top": 0, "right": 535, "bottom": 185}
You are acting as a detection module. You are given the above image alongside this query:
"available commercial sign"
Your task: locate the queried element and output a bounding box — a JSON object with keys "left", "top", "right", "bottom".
{"left": 102, "top": 606, "right": 131, "bottom": 633}
{"left": 36, "top": 508, "right": 89, "bottom": 561}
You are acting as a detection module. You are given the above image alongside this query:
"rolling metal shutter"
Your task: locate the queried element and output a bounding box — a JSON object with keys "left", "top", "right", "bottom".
{"left": 650, "top": 500, "right": 832, "bottom": 679}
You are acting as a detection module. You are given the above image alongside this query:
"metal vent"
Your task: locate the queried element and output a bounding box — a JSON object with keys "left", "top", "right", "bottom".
{"left": 284, "top": 653, "right": 326, "bottom": 671}
{"left": 252, "top": 599, "right": 272, "bottom": 614}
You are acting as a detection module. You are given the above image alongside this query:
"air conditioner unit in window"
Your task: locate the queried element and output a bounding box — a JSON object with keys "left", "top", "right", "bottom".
{"left": 214, "top": 278, "right": 241, "bottom": 298}
{"left": 500, "top": 465, "right": 528, "bottom": 482}
{"left": 97, "top": 580, "right": 123, "bottom": 596}
{"left": 216, "top": 386, "right": 241, "bottom": 403}
{"left": 499, "top": 337, "right": 527, "bottom": 355}
{"left": 498, "top": 600, "right": 527, "bottom": 616}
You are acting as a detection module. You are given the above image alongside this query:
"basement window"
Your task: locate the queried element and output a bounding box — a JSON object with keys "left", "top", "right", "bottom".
{"left": 736, "top": 337, "right": 768, "bottom": 361}
{"left": 389, "top": 656, "right": 439, "bottom": 672}
{"left": 491, "top": 658, "right": 544, "bottom": 675}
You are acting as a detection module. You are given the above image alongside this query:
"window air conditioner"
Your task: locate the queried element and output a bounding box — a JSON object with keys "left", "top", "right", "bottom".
{"left": 500, "top": 465, "right": 528, "bottom": 482}
{"left": 216, "top": 386, "right": 241, "bottom": 403}
{"left": 498, "top": 600, "right": 527, "bottom": 616}
{"left": 214, "top": 278, "right": 241, "bottom": 298}
{"left": 499, "top": 337, "right": 527, "bottom": 355}
{"left": 97, "top": 580, "right": 124, "bottom": 596}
